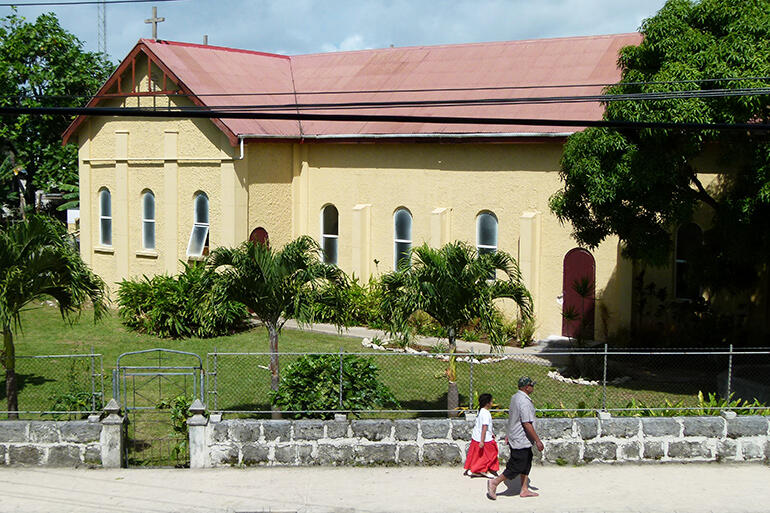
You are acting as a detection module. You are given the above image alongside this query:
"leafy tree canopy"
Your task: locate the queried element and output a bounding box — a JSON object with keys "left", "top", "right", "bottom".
{"left": 550, "top": 0, "right": 770, "bottom": 291}
{"left": 0, "top": 10, "right": 113, "bottom": 213}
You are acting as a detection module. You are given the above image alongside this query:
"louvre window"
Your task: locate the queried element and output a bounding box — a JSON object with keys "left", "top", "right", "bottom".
{"left": 476, "top": 211, "right": 498, "bottom": 280}
{"left": 675, "top": 223, "right": 702, "bottom": 300}
{"left": 394, "top": 208, "right": 412, "bottom": 270}
{"left": 142, "top": 191, "right": 155, "bottom": 250}
{"left": 186, "top": 192, "right": 209, "bottom": 257}
{"left": 99, "top": 188, "right": 112, "bottom": 246}
{"left": 321, "top": 204, "right": 339, "bottom": 265}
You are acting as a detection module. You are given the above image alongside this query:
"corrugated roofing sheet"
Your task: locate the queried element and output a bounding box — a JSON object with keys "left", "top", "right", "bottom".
{"left": 135, "top": 33, "right": 643, "bottom": 140}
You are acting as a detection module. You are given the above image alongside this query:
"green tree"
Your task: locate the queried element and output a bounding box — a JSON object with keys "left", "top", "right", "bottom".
{"left": 0, "top": 215, "right": 107, "bottom": 418}
{"left": 0, "top": 10, "right": 113, "bottom": 214}
{"left": 550, "top": 0, "right": 770, "bottom": 294}
{"left": 208, "top": 236, "right": 348, "bottom": 418}
{"left": 380, "top": 242, "right": 533, "bottom": 415}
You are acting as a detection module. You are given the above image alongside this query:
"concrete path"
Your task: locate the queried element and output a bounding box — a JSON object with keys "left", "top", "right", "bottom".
{"left": 282, "top": 319, "right": 564, "bottom": 360}
{"left": 1, "top": 464, "right": 768, "bottom": 513}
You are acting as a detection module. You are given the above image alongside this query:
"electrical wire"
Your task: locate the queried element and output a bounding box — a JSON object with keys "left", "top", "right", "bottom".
{"left": 0, "top": 0, "right": 184, "bottom": 6}
{"left": 2, "top": 104, "right": 769, "bottom": 132}
{"left": 23, "top": 76, "right": 770, "bottom": 101}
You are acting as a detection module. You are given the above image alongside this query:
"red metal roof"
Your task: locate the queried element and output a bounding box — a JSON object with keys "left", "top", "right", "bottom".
{"left": 65, "top": 33, "right": 642, "bottom": 144}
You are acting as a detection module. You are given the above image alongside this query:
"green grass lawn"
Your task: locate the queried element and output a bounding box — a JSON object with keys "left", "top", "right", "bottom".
{"left": 1, "top": 303, "right": 729, "bottom": 419}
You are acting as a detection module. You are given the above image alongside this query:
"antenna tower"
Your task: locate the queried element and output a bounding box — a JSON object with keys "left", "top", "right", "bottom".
{"left": 97, "top": 0, "right": 107, "bottom": 54}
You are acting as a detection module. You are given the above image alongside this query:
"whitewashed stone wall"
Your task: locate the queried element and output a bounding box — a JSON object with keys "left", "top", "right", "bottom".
{"left": 0, "top": 419, "right": 103, "bottom": 466}
{"left": 204, "top": 416, "right": 770, "bottom": 467}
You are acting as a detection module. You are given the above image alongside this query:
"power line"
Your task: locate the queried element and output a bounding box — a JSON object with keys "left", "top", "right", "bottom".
{"left": 2, "top": 104, "right": 769, "bottom": 132}
{"left": 14, "top": 85, "right": 766, "bottom": 114}
{"left": 16, "top": 76, "right": 770, "bottom": 103}
{"left": 0, "top": 0, "right": 183, "bottom": 6}
{"left": 149, "top": 86, "right": 770, "bottom": 112}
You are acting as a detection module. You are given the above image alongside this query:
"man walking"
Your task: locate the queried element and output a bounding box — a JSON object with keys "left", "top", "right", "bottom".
{"left": 486, "top": 376, "right": 544, "bottom": 500}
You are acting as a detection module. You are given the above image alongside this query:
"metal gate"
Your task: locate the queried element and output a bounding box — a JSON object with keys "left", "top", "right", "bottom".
{"left": 114, "top": 349, "right": 204, "bottom": 467}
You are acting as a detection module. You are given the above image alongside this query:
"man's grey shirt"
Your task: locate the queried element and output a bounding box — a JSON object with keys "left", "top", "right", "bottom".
{"left": 506, "top": 390, "right": 536, "bottom": 449}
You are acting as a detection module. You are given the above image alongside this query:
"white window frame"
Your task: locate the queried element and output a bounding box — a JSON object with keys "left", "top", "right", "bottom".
{"left": 393, "top": 207, "right": 412, "bottom": 269}
{"left": 320, "top": 204, "right": 339, "bottom": 265}
{"left": 99, "top": 188, "right": 112, "bottom": 247}
{"left": 141, "top": 190, "right": 156, "bottom": 250}
{"left": 186, "top": 192, "right": 210, "bottom": 257}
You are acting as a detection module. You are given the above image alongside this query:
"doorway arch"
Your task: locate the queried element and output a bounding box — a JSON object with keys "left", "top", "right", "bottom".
{"left": 249, "top": 227, "right": 269, "bottom": 247}
{"left": 562, "top": 248, "right": 595, "bottom": 340}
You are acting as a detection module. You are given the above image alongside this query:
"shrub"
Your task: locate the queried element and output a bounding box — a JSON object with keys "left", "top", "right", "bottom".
{"left": 271, "top": 354, "right": 399, "bottom": 418}
{"left": 117, "top": 262, "right": 247, "bottom": 338}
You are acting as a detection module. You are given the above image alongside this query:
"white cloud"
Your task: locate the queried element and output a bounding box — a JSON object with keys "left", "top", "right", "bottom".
{"left": 0, "top": 0, "right": 668, "bottom": 61}
{"left": 320, "top": 34, "right": 370, "bottom": 53}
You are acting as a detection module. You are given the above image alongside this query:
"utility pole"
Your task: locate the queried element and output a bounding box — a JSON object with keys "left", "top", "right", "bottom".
{"left": 97, "top": 0, "right": 107, "bottom": 54}
{"left": 145, "top": 6, "right": 165, "bottom": 40}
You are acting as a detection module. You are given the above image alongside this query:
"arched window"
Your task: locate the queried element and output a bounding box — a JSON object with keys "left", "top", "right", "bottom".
{"left": 141, "top": 190, "right": 155, "bottom": 250}
{"left": 186, "top": 192, "right": 209, "bottom": 257}
{"left": 99, "top": 188, "right": 112, "bottom": 246}
{"left": 393, "top": 208, "right": 412, "bottom": 270}
{"left": 476, "top": 211, "right": 498, "bottom": 279}
{"left": 320, "top": 204, "right": 339, "bottom": 265}
{"left": 675, "top": 223, "right": 702, "bottom": 300}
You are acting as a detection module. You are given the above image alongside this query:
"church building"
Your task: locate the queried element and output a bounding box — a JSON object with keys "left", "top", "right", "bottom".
{"left": 64, "top": 32, "right": 670, "bottom": 342}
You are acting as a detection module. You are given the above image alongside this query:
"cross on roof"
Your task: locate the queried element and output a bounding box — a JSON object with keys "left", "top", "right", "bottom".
{"left": 145, "top": 6, "right": 165, "bottom": 40}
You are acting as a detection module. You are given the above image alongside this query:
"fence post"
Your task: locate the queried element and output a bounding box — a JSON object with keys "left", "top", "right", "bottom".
{"left": 213, "top": 348, "right": 218, "bottom": 411}
{"left": 112, "top": 368, "right": 119, "bottom": 404}
{"left": 469, "top": 349, "right": 474, "bottom": 410}
{"left": 100, "top": 398, "right": 125, "bottom": 468}
{"left": 90, "top": 346, "right": 96, "bottom": 411}
{"left": 187, "top": 398, "right": 209, "bottom": 468}
{"left": 726, "top": 343, "right": 733, "bottom": 402}
{"left": 602, "top": 343, "right": 608, "bottom": 411}
{"left": 339, "top": 347, "right": 344, "bottom": 409}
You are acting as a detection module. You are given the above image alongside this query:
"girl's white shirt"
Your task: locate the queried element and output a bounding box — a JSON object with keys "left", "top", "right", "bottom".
{"left": 471, "top": 407, "right": 494, "bottom": 442}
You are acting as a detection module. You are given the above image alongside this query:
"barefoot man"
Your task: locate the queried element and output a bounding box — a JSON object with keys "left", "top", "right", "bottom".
{"left": 487, "top": 376, "right": 544, "bottom": 500}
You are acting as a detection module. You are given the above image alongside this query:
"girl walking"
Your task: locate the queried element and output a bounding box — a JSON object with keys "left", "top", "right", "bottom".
{"left": 463, "top": 393, "right": 499, "bottom": 478}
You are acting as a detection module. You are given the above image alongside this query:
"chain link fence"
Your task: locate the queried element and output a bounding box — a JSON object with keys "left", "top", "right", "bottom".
{"left": 0, "top": 353, "right": 104, "bottom": 419}
{"left": 206, "top": 347, "right": 770, "bottom": 417}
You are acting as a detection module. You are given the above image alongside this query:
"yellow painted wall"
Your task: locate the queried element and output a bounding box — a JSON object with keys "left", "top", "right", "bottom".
{"left": 290, "top": 142, "right": 634, "bottom": 340}
{"left": 74, "top": 57, "right": 643, "bottom": 341}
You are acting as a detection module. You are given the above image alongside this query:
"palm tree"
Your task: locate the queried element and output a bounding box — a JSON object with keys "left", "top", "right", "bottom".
{"left": 208, "top": 236, "right": 348, "bottom": 418}
{"left": 0, "top": 215, "right": 107, "bottom": 419}
{"left": 381, "top": 242, "right": 533, "bottom": 415}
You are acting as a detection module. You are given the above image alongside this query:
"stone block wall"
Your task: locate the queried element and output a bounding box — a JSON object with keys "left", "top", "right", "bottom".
{"left": 0, "top": 420, "right": 103, "bottom": 466}
{"left": 204, "top": 416, "right": 770, "bottom": 467}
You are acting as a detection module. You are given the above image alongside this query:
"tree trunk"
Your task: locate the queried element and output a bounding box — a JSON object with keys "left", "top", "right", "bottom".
{"left": 446, "top": 327, "right": 459, "bottom": 417}
{"left": 4, "top": 327, "right": 18, "bottom": 419}
{"left": 267, "top": 324, "right": 282, "bottom": 420}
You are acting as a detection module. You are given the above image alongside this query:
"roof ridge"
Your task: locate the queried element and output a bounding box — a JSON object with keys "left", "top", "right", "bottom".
{"left": 139, "top": 38, "right": 290, "bottom": 60}
{"left": 291, "top": 32, "right": 641, "bottom": 58}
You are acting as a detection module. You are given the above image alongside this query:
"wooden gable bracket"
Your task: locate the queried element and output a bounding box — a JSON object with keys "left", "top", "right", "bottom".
{"left": 63, "top": 40, "right": 239, "bottom": 147}
{"left": 109, "top": 48, "right": 178, "bottom": 97}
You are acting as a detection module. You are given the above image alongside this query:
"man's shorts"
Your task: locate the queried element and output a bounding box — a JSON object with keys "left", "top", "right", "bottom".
{"left": 502, "top": 447, "right": 533, "bottom": 479}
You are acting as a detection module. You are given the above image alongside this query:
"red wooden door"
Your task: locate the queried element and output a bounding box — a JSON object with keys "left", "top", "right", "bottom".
{"left": 249, "top": 227, "right": 269, "bottom": 247}
{"left": 562, "top": 248, "right": 595, "bottom": 340}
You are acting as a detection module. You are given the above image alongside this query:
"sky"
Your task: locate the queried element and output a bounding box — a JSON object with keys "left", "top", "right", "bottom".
{"left": 0, "top": 0, "right": 668, "bottom": 62}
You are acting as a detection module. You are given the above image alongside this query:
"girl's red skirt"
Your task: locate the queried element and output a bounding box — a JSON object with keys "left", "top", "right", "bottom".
{"left": 464, "top": 439, "right": 500, "bottom": 474}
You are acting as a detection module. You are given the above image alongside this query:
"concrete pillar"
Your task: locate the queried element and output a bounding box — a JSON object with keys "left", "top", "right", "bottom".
{"left": 430, "top": 207, "right": 452, "bottom": 248}
{"left": 351, "top": 204, "right": 372, "bottom": 281}
{"left": 115, "top": 130, "right": 130, "bottom": 280}
{"left": 78, "top": 133, "right": 92, "bottom": 266}
{"left": 519, "top": 211, "right": 541, "bottom": 316}
{"left": 292, "top": 144, "right": 309, "bottom": 237}
{"left": 100, "top": 398, "right": 125, "bottom": 468}
{"left": 163, "top": 130, "right": 179, "bottom": 274}
{"left": 220, "top": 159, "right": 248, "bottom": 248}
{"left": 187, "top": 399, "right": 209, "bottom": 468}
